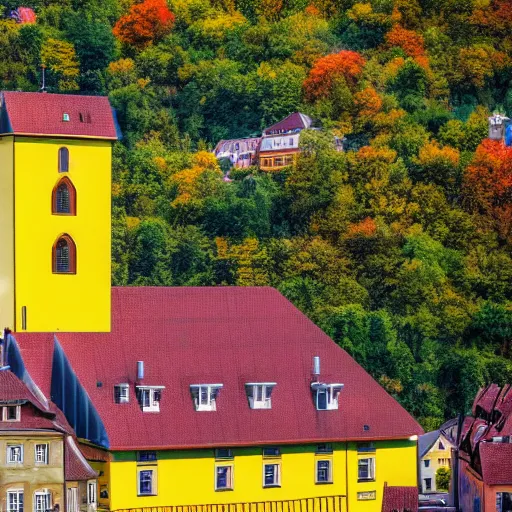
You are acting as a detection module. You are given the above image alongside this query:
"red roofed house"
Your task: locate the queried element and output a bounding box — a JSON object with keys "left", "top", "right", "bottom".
{"left": 0, "top": 91, "right": 119, "bottom": 334}
{"left": 0, "top": 370, "right": 99, "bottom": 512}
{"left": 5, "top": 287, "right": 423, "bottom": 512}
{"left": 448, "top": 384, "right": 512, "bottom": 512}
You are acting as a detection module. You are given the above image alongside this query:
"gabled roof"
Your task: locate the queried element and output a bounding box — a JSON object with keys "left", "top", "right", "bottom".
{"left": 263, "top": 112, "right": 312, "bottom": 135}
{"left": 418, "top": 430, "right": 441, "bottom": 458}
{"left": 382, "top": 485, "right": 418, "bottom": 512}
{"left": 65, "top": 436, "right": 98, "bottom": 481}
{"left": 13, "top": 287, "right": 423, "bottom": 450}
{"left": 479, "top": 442, "right": 512, "bottom": 485}
{"left": 0, "top": 91, "right": 119, "bottom": 140}
{"left": 0, "top": 370, "right": 47, "bottom": 410}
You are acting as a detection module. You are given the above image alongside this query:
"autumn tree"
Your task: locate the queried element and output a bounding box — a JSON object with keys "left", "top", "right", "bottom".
{"left": 303, "top": 50, "right": 366, "bottom": 101}
{"left": 41, "top": 38, "right": 80, "bottom": 91}
{"left": 113, "top": 0, "right": 175, "bottom": 48}
{"left": 463, "top": 140, "right": 512, "bottom": 241}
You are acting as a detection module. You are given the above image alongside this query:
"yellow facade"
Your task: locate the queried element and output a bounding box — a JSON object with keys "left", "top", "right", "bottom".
{"left": 420, "top": 434, "right": 452, "bottom": 493}
{"left": 0, "top": 135, "right": 112, "bottom": 332}
{"left": 105, "top": 440, "right": 417, "bottom": 512}
{"left": 0, "top": 432, "right": 64, "bottom": 512}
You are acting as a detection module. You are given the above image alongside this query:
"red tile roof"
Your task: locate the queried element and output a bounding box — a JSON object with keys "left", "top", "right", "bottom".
{"left": 381, "top": 485, "right": 418, "bottom": 512}
{"left": 263, "top": 112, "right": 312, "bottom": 135}
{"left": 1, "top": 91, "right": 118, "bottom": 140}
{"left": 0, "top": 370, "right": 46, "bottom": 410}
{"left": 13, "top": 287, "right": 423, "bottom": 450}
{"left": 479, "top": 442, "right": 512, "bottom": 485}
{"left": 65, "top": 436, "right": 98, "bottom": 481}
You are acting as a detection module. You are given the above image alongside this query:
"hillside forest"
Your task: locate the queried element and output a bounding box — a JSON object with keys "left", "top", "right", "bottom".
{"left": 1, "top": 0, "right": 512, "bottom": 430}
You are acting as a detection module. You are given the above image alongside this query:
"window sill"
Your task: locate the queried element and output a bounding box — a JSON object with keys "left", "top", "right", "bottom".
{"left": 215, "top": 488, "right": 234, "bottom": 492}
{"left": 315, "top": 481, "right": 333, "bottom": 485}
{"left": 137, "top": 493, "right": 157, "bottom": 497}
{"left": 53, "top": 272, "right": 77, "bottom": 275}
{"left": 358, "top": 479, "right": 376, "bottom": 483}
{"left": 263, "top": 485, "right": 281, "bottom": 489}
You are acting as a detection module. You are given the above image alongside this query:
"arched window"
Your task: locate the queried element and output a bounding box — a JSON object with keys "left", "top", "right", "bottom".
{"left": 52, "top": 177, "right": 76, "bottom": 215}
{"left": 52, "top": 235, "right": 76, "bottom": 274}
{"left": 58, "top": 147, "right": 69, "bottom": 172}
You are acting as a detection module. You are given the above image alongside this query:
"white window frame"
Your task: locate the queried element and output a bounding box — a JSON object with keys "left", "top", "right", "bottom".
{"left": 190, "top": 384, "right": 223, "bottom": 412}
{"left": 311, "top": 383, "right": 344, "bottom": 411}
{"left": 7, "top": 489, "right": 24, "bottom": 512}
{"left": 87, "top": 481, "right": 97, "bottom": 505}
{"left": 136, "top": 386, "right": 164, "bottom": 413}
{"left": 315, "top": 459, "right": 332, "bottom": 484}
{"left": 358, "top": 457, "right": 376, "bottom": 482}
{"left": 35, "top": 444, "right": 49, "bottom": 465}
{"left": 137, "top": 468, "right": 157, "bottom": 496}
{"left": 215, "top": 464, "right": 234, "bottom": 491}
{"left": 114, "top": 384, "right": 129, "bottom": 404}
{"left": 245, "top": 383, "right": 276, "bottom": 410}
{"left": 7, "top": 445, "right": 23, "bottom": 464}
{"left": 3, "top": 406, "right": 21, "bottom": 422}
{"left": 34, "top": 490, "right": 52, "bottom": 512}
{"left": 263, "top": 463, "right": 281, "bottom": 488}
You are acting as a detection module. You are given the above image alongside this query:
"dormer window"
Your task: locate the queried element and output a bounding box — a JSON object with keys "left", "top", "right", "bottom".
{"left": 190, "top": 384, "right": 223, "bottom": 411}
{"left": 114, "top": 384, "right": 129, "bottom": 404}
{"left": 2, "top": 405, "right": 21, "bottom": 422}
{"left": 136, "top": 386, "right": 164, "bottom": 412}
{"left": 62, "top": 113, "right": 70, "bottom": 122}
{"left": 245, "top": 383, "right": 276, "bottom": 409}
{"left": 311, "top": 383, "right": 344, "bottom": 411}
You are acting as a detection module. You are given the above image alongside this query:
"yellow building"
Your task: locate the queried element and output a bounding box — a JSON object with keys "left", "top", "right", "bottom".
{"left": 0, "top": 371, "right": 98, "bottom": 512}
{"left": 11, "top": 287, "right": 423, "bottom": 512}
{"left": 0, "top": 91, "right": 118, "bottom": 333}
{"left": 418, "top": 430, "right": 454, "bottom": 494}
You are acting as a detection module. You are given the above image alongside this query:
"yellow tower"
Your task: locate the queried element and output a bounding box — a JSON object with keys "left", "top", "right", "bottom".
{"left": 0, "top": 91, "right": 118, "bottom": 332}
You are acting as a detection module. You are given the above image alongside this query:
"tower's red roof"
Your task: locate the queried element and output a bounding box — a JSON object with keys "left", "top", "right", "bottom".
{"left": 0, "top": 91, "right": 118, "bottom": 140}
{"left": 13, "top": 287, "right": 423, "bottom": 450}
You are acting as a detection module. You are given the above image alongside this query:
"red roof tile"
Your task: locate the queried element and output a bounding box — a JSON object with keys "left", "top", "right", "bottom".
{"left": 479, "top": 442, "right": 512, "bottom": 485}
{"left": 13, "top": 287, "right": 423, "bottom": 450}
{"left": 1, "top": 91, "right": 118, "bottom": 139}
{"left": 382, "top": 486, "right": 418, "bottom": 512}
{"left": 263, "top": 112, "right": 312, "bottom": 135}
{"left": 0, "top": 370, "right": 46, "bottom": 410}
{"left": 65, "top": 436, "right": 98, "bottom": 481}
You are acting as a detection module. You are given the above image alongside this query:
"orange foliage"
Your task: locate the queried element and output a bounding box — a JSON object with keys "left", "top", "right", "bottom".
{"left": 354, "top": 87, "right": 383, "bottom": 118}
{"left": 113, "top": 0, "right": 175, "bottom": 48}
{"left": 418, "top": 141, "right": 460, "bottom": 168}
{"left": 471, "top": 0, "right": 512, "bottom": 33}
{"left": 303, "top": 50, "right": 366, "bottom": 101}
{"left": 464, "top": 140, "right": 512, "bottom": 240}
{"left": 346, "top": 217, "right": 378, "bottom": 237}
{"left": 385, "top": 24, "right": 425, "bottom": 58}
{"left": 357, "top": 145, "right": 397, "bottom": 164}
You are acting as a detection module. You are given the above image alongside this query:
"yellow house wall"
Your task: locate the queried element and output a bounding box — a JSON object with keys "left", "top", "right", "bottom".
{"left": 0, "top": 433, "right": 64, "bottom": 512}
{"left": 420, "top": 434, "right": 452, "bottom": 493}
{"left": 346, "top": 440, "right": 418, "bottom": 512}
{"left": 90, "top": 460, "right": 110, "bottom": 510}
{"left": 107, "top": 441, "right": 417, "bottom": 512}
{"left": 0, "top": 136, "right": 15, "bottom": 331}
{"left": 13, "top": 137, "right": 111, "bottom": 332}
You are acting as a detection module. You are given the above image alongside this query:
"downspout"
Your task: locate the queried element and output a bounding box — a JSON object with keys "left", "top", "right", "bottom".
{"left": 454, "top": 413, "right": 464, "bottom": 512}
{"left": 345, "top": 441, "right": 349, "bottom": 512}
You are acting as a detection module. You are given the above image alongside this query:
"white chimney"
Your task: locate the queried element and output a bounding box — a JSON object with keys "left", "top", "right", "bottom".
{"left": 137, "top": 361, "right": 144, "bottom": 380}
{"left": 313, "top": 356, "right": 321, "bottom": 377}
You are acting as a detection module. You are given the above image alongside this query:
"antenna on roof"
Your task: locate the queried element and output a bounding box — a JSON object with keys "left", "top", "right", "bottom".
{"left": 40, "top": 65, "right": 47, "bottom": 93}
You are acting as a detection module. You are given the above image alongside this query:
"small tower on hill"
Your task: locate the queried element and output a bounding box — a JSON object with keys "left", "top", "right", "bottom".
{"left": 0, "top": 91, "right": 119, "bottom": 332}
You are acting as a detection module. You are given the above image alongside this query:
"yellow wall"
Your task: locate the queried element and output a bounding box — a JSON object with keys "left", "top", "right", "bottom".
{"left": 0, "top": 136, "right": 15, "bottom": 331}
{"left": 13, "top": 137, "right": 111, "bottom": 332}
{"left": 0, "top": 433, "right": 64, "bottom": 512}
{"left": 107, "top": 440, "right": 417, "bottom": 512}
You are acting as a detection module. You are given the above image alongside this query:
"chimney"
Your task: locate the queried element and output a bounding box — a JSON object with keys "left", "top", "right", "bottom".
{"left": 137, "top": 361, "right": 144, "bottom": 381}
{"left": 313, "top": 356, "right": 321, "bottom": 379}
